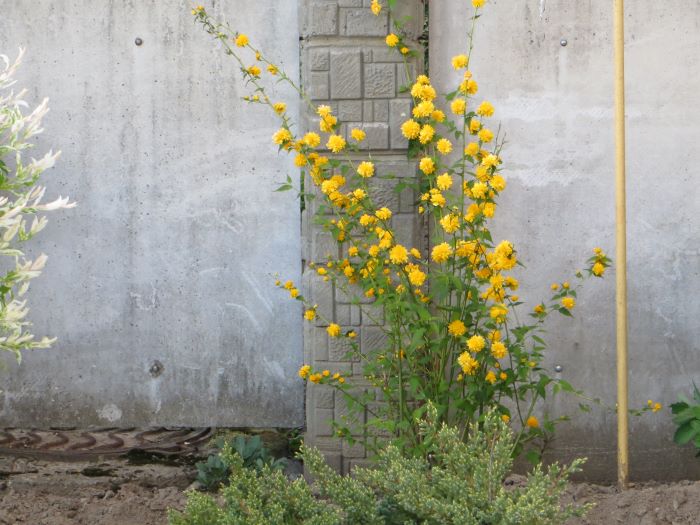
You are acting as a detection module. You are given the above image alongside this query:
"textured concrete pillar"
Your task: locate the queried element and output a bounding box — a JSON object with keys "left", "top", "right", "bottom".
{"left": 300, "top": 0, "right": 425, "bottom": 473}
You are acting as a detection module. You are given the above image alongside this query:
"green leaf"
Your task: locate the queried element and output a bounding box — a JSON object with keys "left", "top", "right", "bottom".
{"left": 673, "top": 421, "right": 697, "bottom": 445}
{"left": 525, "top": 450, "right": 541, "bottom": 465}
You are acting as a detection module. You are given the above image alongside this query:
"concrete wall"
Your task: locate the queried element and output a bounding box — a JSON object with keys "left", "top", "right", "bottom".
{"left": 0, "top": 1, "right": 304, "bottom": 428}
{"left": 431, "top": 0, "right": 700, "bottom": 481}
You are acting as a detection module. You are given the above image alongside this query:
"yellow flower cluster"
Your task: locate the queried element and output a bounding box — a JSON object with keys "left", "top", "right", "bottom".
{"left": 194, "top": 0, "right": 612, "bottom": 454}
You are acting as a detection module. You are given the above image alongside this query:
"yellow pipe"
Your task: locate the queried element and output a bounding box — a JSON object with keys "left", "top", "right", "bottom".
{"left": 613, "top": 0, "right": 629, "bottom": 489}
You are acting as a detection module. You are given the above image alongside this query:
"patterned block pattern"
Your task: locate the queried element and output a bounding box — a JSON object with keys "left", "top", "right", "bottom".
{"left": 300, "top": 0, "right": 424, "bottom": 474}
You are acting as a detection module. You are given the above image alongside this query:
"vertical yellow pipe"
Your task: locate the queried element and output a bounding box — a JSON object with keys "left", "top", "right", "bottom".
{"left": 613, "top": 0, "right": 629, "bottom": 489}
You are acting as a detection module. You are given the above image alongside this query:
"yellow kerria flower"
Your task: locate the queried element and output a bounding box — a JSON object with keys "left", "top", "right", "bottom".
{"left": 385, "top": 33, "right": 399, "bottom": 47}
{"left": 562, "top": 297, "right": 576, "bottom": 310}
{"left": 430, "top": 191, "right": 446, "bottom": 207}
{"left": 327, "top": 323, "right": 341, "bottom": 337}
{"left": 471, "top": 182, "right": 488, "bottom": 199}
{"left": 350, "top": 128, "right": 366, "bottom": 142}
{"left": 458, "top": 352, "right": 478, "bottom": 375}
{"left": 303, "top": 132, "right": 321, "bottom": 148}
{"left": 436, "top": 173, "right": 453, "bottom": 190}
{"left": 389, "top": 244, "right": 408, "bottom": 265}
{"left": 448, "top": 320, "right": 467, "bottom": 337}
{"left": 408, "top": 268, "right": 426, "bottom": 287}
{"left": 357, "top": 161, "right": 375, "bottom": 178}
{"left": 451, "top": 98, "right": 467, "bottom": 115}
{"left": 431, "top": 242, "right": 453, "bottom": 263}
{"left": 467, "top": 334, "right": 485, "bottom": 352}
{"left": 592, "top": 262, "right": 605, "bottom": 276}
{"left": 247, "top": 65, "right": 261, "bottom": 77}
{"left": 491, "top": 341, "right": 507, "bottom": 359}
{"left": 481, "top": 154, "right": 499, "bottom": 168}
{"left": 476, "top": 101, "right": 495, "bottom": 117}
{"left": 272, "top": 128, "right": 292, "bottom": 145}
{"left": 431, "top": 109, "right": 446, "bottom": 122}
{"left": 401, "top": 119, "right": 421, "bottom": 139}
{"left": 490, "top": 304, "right": 508, "bottom": 323}
{"left": 235, "top": 34, "right": 249, "bottom": 47}
{"left": 526, "top": 416, "right": 539, "bottom": 428}
{"left": 267, "top": 64, "right": 279, "bottom": 75}
{"left": 490, "top": 174, "right": 506, "bottom": 192}
{"left": 436, "top": 138, "right": 453, "bottom": 155}
{"left": 419, "top": 157, "right": 436, "bottom": 175}
{"left": 440, "top": 214, "right": 459, "bottom": 234}
{"left": 319, "top": 114, "right": 337, "bottom": 132}
{"left": 326, "top": 134, "right": 346, "bottom": 153}
{"left": 534, "top": 304, "right": 545, "bottom": 314}
{"left": 272, "top": 102, "right": 286, "bottom": 115}
{"left": 375, "top": 207, "right": 392, "bottom": 221}
{"left": 371, "top": 0, "right": 381, "bottom": 15}
{"left": 452, "top": 54, "right": 469, "bottom": 70}
{"left": 501, "top": 414, "right": 510, "bottom": 423}
{"left": 412, "top": 100, "right": 434, "bottom": 118}
{"left": 419, "top": 124, "right": 435, "bottom": 144}
{"left": 478, "top": 128, "right": 494, "bottom": 143}
{"left": 485, "top": 371, "right": 497, "bottom": 384}
{"left": 465, "top": 142, "right": 480, "bottom": 157}
{"left": 469, "top": 119, "right": 482, "bottom": 133}
{"left": 298, "top": 364, "right": 311, "bottom": 379}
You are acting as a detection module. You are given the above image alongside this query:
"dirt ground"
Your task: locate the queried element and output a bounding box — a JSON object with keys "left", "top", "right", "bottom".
{"left": 1, "top": 455, "right": 699, "bottom": 524}
{"left": 0, "top": 456, "right": 191, "bottom": 525}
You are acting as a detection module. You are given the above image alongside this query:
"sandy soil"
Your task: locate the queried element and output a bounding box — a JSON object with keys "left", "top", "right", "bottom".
{"left": 1, "top": 455, "right": 698, "bottom": 524}
{"left": 0, "top": 456, "right": 191, "bottom": 525}
{"left": 563, "top": 479, "right": 700, "bottom": 525}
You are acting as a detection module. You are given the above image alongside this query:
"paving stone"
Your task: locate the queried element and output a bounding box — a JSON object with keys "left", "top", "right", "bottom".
{"left": 366, "top": 177, "right": 400, "bottom": 209}
{"left": 389, "top": 98, "right": 412, "bottom": 149}
{"left": 314, "top": 409, "right": 335, "bottom": 437}
{"left": 309, "top": 71, "right": 330, "bottom": 100}
{"left": 343, "top": 8, "right": 388, "bottom": 36}
{"left": 373, "top": 99, "right": 389, "bottom": 121}
{"left": 338, "top": 100, "right": 363, "bottom": 121}
{"left": 309, "top": 48, "right": 330, "bottom": 71}
{"left": 364, "top": 63, "right": 396, "bottom": 98}
{"left": 361, "top": 325, "right": 388, "bottom": 351}
{"left": 330, "top": 50, "right": 362, "bottom": 99}
{"left": 314, "top": 386, "right": 335, "bottom": 409}
{"left": 362, "top": 100, "right": 373, "bottom": 120}
{"left": 306, "top": 2, "right": 339, "bottom": 36}
{"left": 347, "top": 122, "right": 389, "bottom": 149}
{"left": 329, "top": 335, "right": 358, "bottom": 361}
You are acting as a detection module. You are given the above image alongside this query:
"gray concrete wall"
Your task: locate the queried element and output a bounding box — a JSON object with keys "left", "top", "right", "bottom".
{"left": 431, "top": 0, "right": 700, "bottom": 481}
{"left": 0, "top": 0, "right": 304, "bottom": 428}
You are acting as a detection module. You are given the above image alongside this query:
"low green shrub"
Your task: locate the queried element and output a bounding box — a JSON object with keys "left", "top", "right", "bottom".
{"left": 196, "top": 434, "right": 287, "bottom": 491}
{"left": 170, "top": 409, "right": 589, "bottom": 525}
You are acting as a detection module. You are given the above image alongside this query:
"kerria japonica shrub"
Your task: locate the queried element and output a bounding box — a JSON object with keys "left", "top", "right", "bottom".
{"left": 192, "top": 0, "right": 611, "bottom": 460}
{"left": 0, "top": 49, "right": 75, "bottom": 364}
